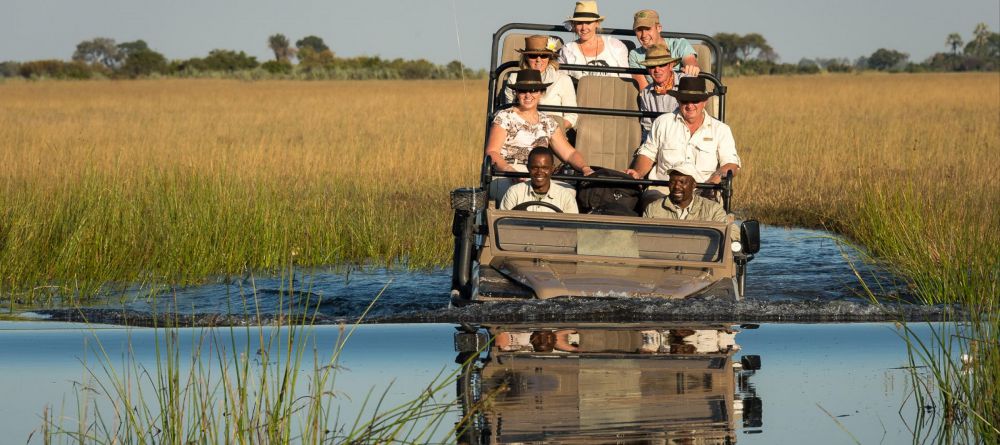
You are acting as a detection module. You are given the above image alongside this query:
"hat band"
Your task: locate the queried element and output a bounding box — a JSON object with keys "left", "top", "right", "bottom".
{"left": 677, "top": 89, "right": 709, "bottom": 95}
{"left": 572, "top": 12, "right": 601, "bottom": 19}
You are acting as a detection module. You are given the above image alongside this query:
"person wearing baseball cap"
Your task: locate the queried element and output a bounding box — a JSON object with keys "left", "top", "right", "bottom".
{"left": 642, "top": 164, "right": 727, "bottom": 222}
{"left": 628, "top": 9, "right": 700, "bottom": 90}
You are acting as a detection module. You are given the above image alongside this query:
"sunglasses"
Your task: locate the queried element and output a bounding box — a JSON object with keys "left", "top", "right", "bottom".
{"left": 517, "top": 89, "right": 544, "bottom": 94}
{"left": 526, "top": 54, "right": 551, "bottom": 59}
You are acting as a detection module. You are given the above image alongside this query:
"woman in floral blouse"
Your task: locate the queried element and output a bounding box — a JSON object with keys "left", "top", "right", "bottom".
{"left": 485, "top": 69, "right": 594, "bottom": 201}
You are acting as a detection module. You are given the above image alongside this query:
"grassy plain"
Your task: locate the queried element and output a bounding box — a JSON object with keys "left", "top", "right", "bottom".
{"left": 1, "top": 73, "right": 997, "bottom": 438}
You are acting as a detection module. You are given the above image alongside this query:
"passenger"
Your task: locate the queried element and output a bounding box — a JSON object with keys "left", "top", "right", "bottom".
{"left": 501, "top": 146, "right": 579, "bottom": 213}
{"left": 504, "top": 35, "right": 578, "bottom": 131}
{"left": 558, "top": 1, "right": 629, "bottom": 79}
{"left": 626, "top": 77, "right": 740, "bottom": 190}
{"left": 637, "top": 44, "right": 682, "bottom": 142}
{"left": 643, "top": 164, "right": 726, "bottom": 222}
{"left": 629, "top": 9, "right": 700, "bottom": 90}
{"left": 485, "top": 69, "right": 594, "bottom": 202}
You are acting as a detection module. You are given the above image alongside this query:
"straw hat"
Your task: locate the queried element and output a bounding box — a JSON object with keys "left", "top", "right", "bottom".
{"left": 640, "top": 44, "right": 680, "bottom": 67}
{"left": 516, "top": 35, "right": 558, "bottom": 56}
{"left": 508, "top": 69, "right": 552, "bottom": 91}
{"left": 566, "top": 1, "right": 605, "bottom": 23}
{"left": 667, "top": 77, "right": 714, "bottom": 102}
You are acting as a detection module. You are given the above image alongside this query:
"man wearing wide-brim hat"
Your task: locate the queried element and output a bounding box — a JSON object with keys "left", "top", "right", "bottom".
{"left": 637, "top": 44, "right": 683, "bottom": 142}
{"left": 628, "top": 9, "right": 700, "bottom": 90}
{"left": 642, "top": 163, "right": 727, "bottom": 222}
{"left": 627, "top": 76, "right": 741, "bottom": 192}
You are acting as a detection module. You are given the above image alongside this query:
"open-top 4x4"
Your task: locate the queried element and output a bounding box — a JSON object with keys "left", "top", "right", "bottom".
{"left": 449, "top": 23, "right": 760, "bottom": 305}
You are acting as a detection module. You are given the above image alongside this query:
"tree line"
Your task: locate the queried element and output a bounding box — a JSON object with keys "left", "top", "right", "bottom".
{"left": 0, "top": 33, "right": 485, "bottom": 80}
{"left": 1, "top": 25, "right": 996, "bottom": 80}
{"left": 714, "top": 23, "right": 998, "bottom": 75}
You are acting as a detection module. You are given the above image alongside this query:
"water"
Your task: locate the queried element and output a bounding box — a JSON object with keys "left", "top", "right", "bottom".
{"left": 0, "top": 321, "right": 954, "bottom": 444}
{"left": 25, "top": 226, "right": 930, "bottom": 326}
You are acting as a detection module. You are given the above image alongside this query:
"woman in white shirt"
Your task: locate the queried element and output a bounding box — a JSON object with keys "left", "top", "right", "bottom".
{"left": 558, "top": 1, "right": 629, "bottom": 79}
{"left": 504, "top": 35, "right": 578, "bottom": 131}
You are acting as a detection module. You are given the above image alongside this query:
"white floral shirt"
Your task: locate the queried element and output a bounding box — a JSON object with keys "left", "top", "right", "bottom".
{"left": 491, "top": 108, "right": 559, "bottom": 165}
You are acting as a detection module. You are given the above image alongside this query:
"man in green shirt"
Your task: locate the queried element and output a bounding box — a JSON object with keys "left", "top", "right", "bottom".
{"left": 643, "top": 164, "right": 726, "bottom": 222}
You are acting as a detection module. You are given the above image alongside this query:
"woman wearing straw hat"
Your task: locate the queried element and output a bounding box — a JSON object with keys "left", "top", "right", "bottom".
{"left": 558, "top": 1, "right": 629, "bottom": 79}
{"left": 485, "top": 69, "right": 594, "bottom": 201}
{"left": 504, "top": 35, "right": 578, "bottom": 131}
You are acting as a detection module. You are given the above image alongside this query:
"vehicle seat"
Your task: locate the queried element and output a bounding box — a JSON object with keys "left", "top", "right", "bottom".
{"left": 691, "top": 42, "right": 719, "bottom": 119}
{"left": 573, "top": 77, "right": 642, "bottom": 172}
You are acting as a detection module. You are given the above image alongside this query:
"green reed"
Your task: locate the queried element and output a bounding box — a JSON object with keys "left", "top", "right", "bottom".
{"left": 39, "top": 282, "right": 473, "bottom": 444}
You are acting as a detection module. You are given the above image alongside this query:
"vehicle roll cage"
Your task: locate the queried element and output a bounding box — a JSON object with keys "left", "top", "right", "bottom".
{"left": 482, "top": 23, "right": 734, "bottom": 212}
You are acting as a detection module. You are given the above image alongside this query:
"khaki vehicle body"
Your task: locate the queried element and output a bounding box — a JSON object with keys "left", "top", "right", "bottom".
{"left": 449, "top": 24, "right": 758, "bottom": 305}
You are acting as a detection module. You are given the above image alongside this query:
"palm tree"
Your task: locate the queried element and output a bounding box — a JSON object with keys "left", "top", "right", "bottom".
{"left": 946, "top": 33, "right": 963, "bottom": 55}
{"left": 268, "top": 34, "right": 293, "bottom": 62}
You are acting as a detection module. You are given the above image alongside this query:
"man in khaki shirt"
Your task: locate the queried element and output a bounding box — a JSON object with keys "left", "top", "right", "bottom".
{"left": 501, "top": 147, "right": 579, "bottom": 213}
{"left": 643, "top": 164, "right": 726, "bottom": 222}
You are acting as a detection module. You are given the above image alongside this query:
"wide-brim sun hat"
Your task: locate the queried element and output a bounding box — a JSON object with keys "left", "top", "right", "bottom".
{"left": 516, "top": 35, "right": 558, "bottom": 56}
{"left": 509, "top": 69, "right": 552, "bottom": 91}
{"left": 565, "top": 1, "right": 605, "bottom": 23}
{"left": 667, "top": 77, "right": 714, "bottom": 102}
{"left": 640, "top": 44, "right": 680, "bottom": 67}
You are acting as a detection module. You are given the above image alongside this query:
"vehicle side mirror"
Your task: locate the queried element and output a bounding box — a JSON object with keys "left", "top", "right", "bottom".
{"left": 740, "top": 220, "right": 761, "bottom": 254}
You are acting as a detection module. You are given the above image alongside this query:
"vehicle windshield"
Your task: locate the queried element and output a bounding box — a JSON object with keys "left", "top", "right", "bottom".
{"left": 494, "top": 217, "right": 724, "bottom": 262}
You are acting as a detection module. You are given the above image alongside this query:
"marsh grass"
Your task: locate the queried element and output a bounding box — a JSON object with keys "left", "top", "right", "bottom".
{"left": 40, "top": 281, "right": 474, "bottom": 443}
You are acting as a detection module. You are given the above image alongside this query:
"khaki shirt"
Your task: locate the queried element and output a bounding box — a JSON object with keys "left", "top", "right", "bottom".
{"left": 636, "top": 110, "right": 741, "bottom": 182}
{"left": 500, "top": 182, "right": 579, "bottom": 213}
{"left": 643, "top": 194, "right": 726, "bottom": 222}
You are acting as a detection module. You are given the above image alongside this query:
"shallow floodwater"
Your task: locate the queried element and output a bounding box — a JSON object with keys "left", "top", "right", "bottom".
{"left": 32, "top": 226, "right": 908, "bottom": 324}
{"left": 0, "top": 321, "right": 949, "bottom": 444}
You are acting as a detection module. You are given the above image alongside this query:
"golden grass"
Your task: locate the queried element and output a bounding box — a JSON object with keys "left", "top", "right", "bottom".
{"left": 0, "top": 73, "right": 997, "bottom": 300}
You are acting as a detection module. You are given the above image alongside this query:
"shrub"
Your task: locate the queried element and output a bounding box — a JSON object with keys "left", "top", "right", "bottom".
{"left": 261, "top": 60, "right": 293, "bottom": 74}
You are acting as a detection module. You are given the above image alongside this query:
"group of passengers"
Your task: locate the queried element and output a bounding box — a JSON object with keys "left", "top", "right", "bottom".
{"left": 486, "top": 1, "right": 741, "bottom": 224}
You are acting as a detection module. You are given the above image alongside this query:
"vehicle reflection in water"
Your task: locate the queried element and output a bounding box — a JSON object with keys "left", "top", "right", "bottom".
{"left": 454, "top": 324, "right": 762, "bottom": 444}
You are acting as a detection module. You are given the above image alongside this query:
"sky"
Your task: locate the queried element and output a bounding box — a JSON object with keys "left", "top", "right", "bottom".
{"left": 2, "top": 0, "right": 998, "bottom": 68}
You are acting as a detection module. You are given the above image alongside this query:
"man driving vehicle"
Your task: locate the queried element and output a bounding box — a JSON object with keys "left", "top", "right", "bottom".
{"left": 501, "top": 146, "right": 579, "bottom": 213}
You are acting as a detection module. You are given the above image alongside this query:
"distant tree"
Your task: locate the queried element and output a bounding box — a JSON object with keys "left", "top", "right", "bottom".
{"left": 261, "top": 60, "right": 293, "bottom": 74}
{"left": 0, "top": 61, "right": 20, "bottom": 77}
{"left": 73, "top": 37, "right": 119, "bottom": 69}
{"left": 200, "top": 49, "right": 259, "bottom": 71}
{"left": 116, "top": 40, "right": 150, "bottom": 60}
{"left": 736, "top": 33, "right": 777, "bottom": 63}
{"left": 712, "top": 32, "right": 742, "bottom": 65}
{"left": 268, "top": 34, "right": 294, "bottom": 62}
{"left": 867, "top": 48, "right": 908, "bottom": 70}
{"left": 963, "top": 23, "right": 999, "bottom": 59}
{"left": 295, "top": 35, "right": 329, "bottom": 54}
{"left": 946, "top": 33, "right": 964, "bottom": 55}
{"left": 296, "top": 46, "right": 336, "bottom": 72}
{"left": 118, "top": 48, "right": 167, "bottom": 77}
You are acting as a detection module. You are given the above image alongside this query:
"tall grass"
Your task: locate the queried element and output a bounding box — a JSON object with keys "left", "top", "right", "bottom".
{"left": 41, "top": 283, "right": 471, "bottom": 443}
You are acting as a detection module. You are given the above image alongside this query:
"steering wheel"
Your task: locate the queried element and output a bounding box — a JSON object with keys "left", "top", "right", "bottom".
{"left": 511, "top": 201, "right": 563, "bottom": 213}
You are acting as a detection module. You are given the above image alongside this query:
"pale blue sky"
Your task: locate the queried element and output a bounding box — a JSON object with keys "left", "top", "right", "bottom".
{"left": 2, "top": 0, "right": 997, "bottom": 67}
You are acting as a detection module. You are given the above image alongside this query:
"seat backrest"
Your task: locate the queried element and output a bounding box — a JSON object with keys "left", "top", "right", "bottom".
{"left": 573, "top": 77, "right": 642, "bottom": 171}
{"left": 692, "top": 42, "right": 719, "bottom": 119}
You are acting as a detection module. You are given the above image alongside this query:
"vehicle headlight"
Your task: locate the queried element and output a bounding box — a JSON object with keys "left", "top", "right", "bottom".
{"left": 731, "top": 241, "right": 742, "bottom": 253}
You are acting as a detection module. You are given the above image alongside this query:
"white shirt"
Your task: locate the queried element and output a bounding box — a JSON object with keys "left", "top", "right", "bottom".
{"left": 500, "top": 182, "right": 579, "bottom": 213}
{"left": 558, "top": 35, "right": 630, "bottom": 79}
{"left": 504, "top": 67, "right": 579, "bottom": 127}
{"left": 635, "top": 110, "right": 741, "bottom": 182}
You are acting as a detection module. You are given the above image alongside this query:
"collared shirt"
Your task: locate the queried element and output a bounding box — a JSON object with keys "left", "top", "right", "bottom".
{"left": 637, "top": 74, "right": 682, "bottom": 142}
{"left": 635, "top": 110, "right": 741, "bottom": 182}
{"left": 500, "top": 182, "right": 579, "bottom": 213}
{"left": 504, "top": 67, "right": 579, "bottom": 127}
{"left": 643, "top": 194, "right": 726, "bottom": 222}
{"left": 628, "top": 37, "right": 697, "bottom": 82}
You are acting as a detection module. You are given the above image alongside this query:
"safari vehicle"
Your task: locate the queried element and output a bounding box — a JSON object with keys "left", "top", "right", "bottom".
{"left": 453, "top": 323, "right": 763, "bottom": 443}
{"left": 450, "top": 24, "right": 760, "bottom": 305}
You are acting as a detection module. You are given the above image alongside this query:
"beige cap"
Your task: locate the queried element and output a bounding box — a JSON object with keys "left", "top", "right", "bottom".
{"left": 633, "top": 9, "right": 660, "bottom": 29}
{"left": 666, "top": 164, "right": 701, "bottom": 181}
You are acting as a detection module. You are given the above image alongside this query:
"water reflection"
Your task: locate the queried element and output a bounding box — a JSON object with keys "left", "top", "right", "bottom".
{"left": 454, "top": 324, "right": 763, "bottom": 444}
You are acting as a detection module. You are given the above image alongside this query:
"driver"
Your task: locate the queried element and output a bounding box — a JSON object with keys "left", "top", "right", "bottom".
{"left": 501, "top": 146, "right": 579, "bottom": 213}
